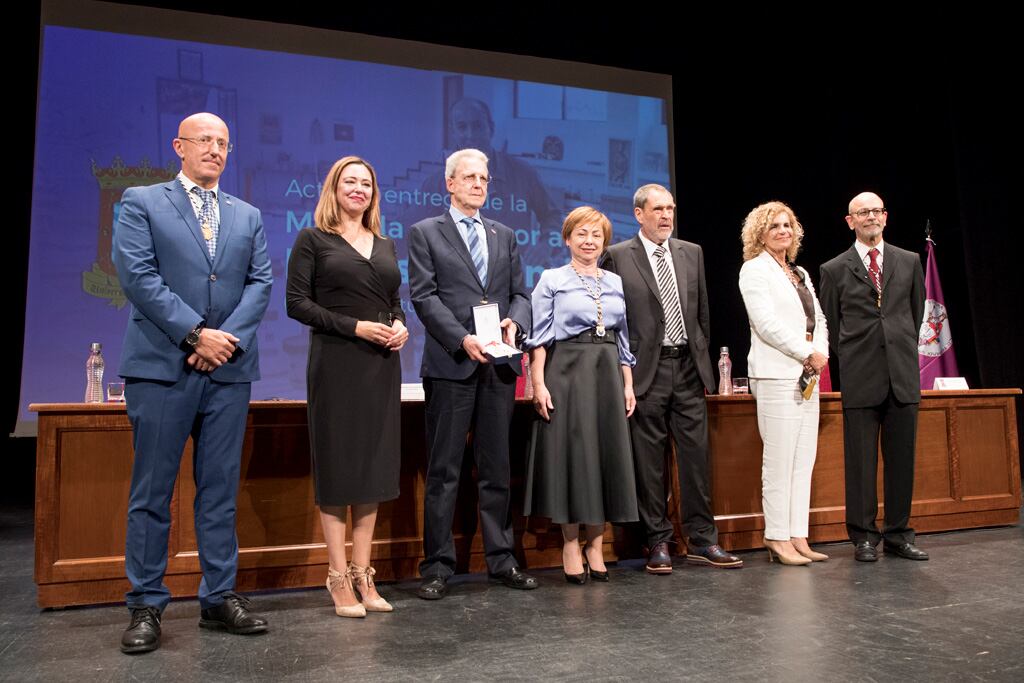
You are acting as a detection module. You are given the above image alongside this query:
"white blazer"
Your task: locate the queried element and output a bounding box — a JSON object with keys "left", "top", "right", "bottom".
{"left": 739, "top": 250, "right": 829, "bottom": 379}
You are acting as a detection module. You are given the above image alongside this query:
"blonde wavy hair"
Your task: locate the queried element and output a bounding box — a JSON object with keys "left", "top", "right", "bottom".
{"left": 314, "top": 156, "right": 382, "bottom": 237}
{"left": 741, "top": 201, "right": 804, "bottom": 262}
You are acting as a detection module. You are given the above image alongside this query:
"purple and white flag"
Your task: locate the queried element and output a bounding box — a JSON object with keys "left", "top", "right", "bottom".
{"left": 918, "top": 238, "right": 959, "bottom": 388}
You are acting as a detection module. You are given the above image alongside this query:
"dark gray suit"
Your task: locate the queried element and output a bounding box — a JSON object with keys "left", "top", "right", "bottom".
{"left": 603, "top": 236, "right": 718, "bottom": 548}
{"left": 409, "top": 212, "right": 531, "bottom": 577}
{"left": 819, "top": 242, "right": 925, "bottom": 545}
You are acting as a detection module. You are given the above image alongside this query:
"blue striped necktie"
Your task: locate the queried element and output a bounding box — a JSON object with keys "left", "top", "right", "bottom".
{"left": 461, "top": 217, "right": 487, "bottom": 287}
{"left": 192, "top": 187, "right": 219, "bottom": 259}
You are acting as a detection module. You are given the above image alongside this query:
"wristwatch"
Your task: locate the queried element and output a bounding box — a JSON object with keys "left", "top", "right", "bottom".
{"left": 185, "top": 322, "right": 205, "bottom": 348}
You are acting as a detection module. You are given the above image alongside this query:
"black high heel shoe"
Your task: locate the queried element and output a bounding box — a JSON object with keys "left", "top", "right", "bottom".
{"left": 564, "top": 570, "right": 588, "bottom": 585}
{"left": 583, "top": 544, "right": 609, "bottom": 582}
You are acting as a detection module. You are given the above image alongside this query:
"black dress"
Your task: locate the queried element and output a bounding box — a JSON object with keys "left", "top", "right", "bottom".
{"left": 286, "top": 228, "right": 403, "bottom": 506}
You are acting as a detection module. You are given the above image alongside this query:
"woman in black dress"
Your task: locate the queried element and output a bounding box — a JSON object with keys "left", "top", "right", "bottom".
{"left": 286, "top": 156, "right": 408, "bottom": 617}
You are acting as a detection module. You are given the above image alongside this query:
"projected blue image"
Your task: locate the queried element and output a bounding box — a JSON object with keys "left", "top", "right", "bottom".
{"left": 22, "top": 26, "right": 670, "bottom": 422}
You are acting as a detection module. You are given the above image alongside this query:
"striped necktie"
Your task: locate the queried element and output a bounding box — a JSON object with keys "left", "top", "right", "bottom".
{"left": 653, "top": 244, "right": 685, "bottom": 344}
{"left": 461, "top": 217, "right": 487, "bottom": 287}
{"left": 867, "top": 248, "right": 882, "bottom": 292}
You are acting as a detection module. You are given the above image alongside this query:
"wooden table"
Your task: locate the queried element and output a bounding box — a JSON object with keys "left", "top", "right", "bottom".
{"left": 31, "top": 389, "right": 1021, "bottom": 608}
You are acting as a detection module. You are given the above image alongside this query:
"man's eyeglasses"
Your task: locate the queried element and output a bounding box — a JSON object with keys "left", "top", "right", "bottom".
{"left": 178, "top": 136, "right": 233, "bottom": 153}
{"left": 851, "top": 208, "right": 886, "bottom": 218}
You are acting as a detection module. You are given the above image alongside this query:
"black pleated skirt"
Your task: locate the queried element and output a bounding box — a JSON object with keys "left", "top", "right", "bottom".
{"left": 524, "top": 335, "right": 639, "bottom": 524}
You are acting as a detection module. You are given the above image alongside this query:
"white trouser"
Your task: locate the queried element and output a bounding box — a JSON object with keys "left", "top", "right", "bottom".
{"left": 750, "top": 378, "right": 820, "bottom": 540}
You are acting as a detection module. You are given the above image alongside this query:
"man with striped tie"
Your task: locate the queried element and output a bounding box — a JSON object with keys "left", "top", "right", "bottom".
{"left": 409, "top": 148, "right": 537, "bottom": 599}
{"left": 603, "top": 184, "right": 742, "bottom": 573}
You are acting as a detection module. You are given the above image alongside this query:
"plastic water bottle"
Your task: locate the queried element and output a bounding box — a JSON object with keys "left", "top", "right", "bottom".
{"left": 717, "top": 347, "right": 732, "bottom": 395}
{"left": 85, "top": 342, "right": 105, "bottom": 403}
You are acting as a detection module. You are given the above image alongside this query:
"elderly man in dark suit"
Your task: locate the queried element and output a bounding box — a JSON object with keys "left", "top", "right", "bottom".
{"left": 409, "top": 148, "right": 537, "bottom": 599}
{"left": 113, "top": 113, "right": 273, "bottom": 653}
{"left": 603, "top": 184, "right": 741, "bottom": 573}
{"left": 819, "top": 191, "right": 928, "bottom": 562}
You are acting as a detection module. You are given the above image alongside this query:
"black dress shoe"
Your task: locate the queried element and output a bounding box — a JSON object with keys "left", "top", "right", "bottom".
{"left": 199, "top": 593, "right": 268, "bottom": 634}
{"left": 417, "top": 575, "right": 448, "bottom": 600}
{"left": 588, "top": 567, "right": 609, "bottom": 582}
{"left": 120, "top": 606, "right": 161, "bottom": 654}
{"left": 854, "top": 541, "right": 878, "bottom": 562}
{"left": 885, "top": 542, "right": 929, "bottom": 560}
{"left": 645, "top": 541, "right": 672, "bottom": 574}
{"left": 490, "top": 566, "right": 539, "bottom": 590}
{"left": 685, "top": 544, "right": 744, "bottom": 568}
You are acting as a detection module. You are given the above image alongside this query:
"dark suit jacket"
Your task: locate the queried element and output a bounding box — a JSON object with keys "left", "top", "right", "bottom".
{"left": 602, "top": 235, "right": 715, "bottom": 396}
{"left": 819, "top": 242, "right": 925, "bottom": 408}
{"left": 113, "top": 180, "right": 273, "bottom": 383}
{"left": 409, "top": 212, "right": 531, "bottom": 380}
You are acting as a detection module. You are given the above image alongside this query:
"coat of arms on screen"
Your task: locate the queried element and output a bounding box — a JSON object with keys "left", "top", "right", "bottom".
{"left": 86, "top": 157, "right": 177, "bottom": 308}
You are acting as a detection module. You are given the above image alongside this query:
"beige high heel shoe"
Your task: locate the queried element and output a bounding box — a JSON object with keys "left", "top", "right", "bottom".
{"left": 764, "top": 538, "right": 812, "bottom": 566}
{"left": 326, "top": 566, "right": 366, "bottom": 618}
{"left": 349, "top": 564, "right": 393, "bottom": 613}
{"left": 791, "top": 538, "right": 829, "bottom": 562}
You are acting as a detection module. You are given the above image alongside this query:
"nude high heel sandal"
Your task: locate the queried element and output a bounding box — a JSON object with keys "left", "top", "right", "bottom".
{"left": 349, "top": 564, "right": 393, "bottom": 612}
{"left": 327, "top": 566, "right": 367, "bottom": 617}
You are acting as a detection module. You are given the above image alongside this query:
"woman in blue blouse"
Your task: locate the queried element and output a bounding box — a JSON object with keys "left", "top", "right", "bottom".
{"left": 525, "top": 206, "right": 639, "bottom": 584}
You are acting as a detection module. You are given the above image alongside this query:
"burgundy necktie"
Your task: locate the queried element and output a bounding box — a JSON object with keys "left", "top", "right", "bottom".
{"left": 867, "top": 248, "right": 882, "bottom": 292}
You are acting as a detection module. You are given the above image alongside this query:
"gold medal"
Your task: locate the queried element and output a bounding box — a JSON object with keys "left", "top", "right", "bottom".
{"left": 201, "top": 223, "right": 213, "bottom": 241}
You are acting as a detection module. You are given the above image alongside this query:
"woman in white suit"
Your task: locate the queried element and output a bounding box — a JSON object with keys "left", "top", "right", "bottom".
{"left": 739, "top": 201, "right": 829, "bottom": 565}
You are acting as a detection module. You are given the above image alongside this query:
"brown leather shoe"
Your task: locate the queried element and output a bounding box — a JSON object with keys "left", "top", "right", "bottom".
{"left": 645, "top": 541, "right": 673, "bottom": 574}
{"left": 685, "top": 544, "right": 743, "bottom": 568}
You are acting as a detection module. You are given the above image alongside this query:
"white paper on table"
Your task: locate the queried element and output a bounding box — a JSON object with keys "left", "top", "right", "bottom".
{"left": 932, "top": 377, "right": 969, "bottom": 390}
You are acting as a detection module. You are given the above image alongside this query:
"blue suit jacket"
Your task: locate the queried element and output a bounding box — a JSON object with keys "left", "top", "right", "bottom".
{"left": 409, "top": 212, "right": 531, "bottom": 380}
{"left": 113, "top": 179, "right": 273, "bottom": 383}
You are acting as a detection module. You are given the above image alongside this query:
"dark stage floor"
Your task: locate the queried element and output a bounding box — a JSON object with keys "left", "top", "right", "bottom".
{"left": 1, "top": 504, "right": 1021, "bottom": 682}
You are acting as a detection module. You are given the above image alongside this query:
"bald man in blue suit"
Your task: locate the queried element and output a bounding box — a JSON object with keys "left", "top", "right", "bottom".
{"left": 113, "top": 113, "right": 272, "bottom": 653}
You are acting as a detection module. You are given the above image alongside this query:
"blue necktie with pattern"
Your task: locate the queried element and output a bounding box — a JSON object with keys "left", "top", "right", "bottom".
{"left": 192, "top": 187, "right": 219, "bottom": 259}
